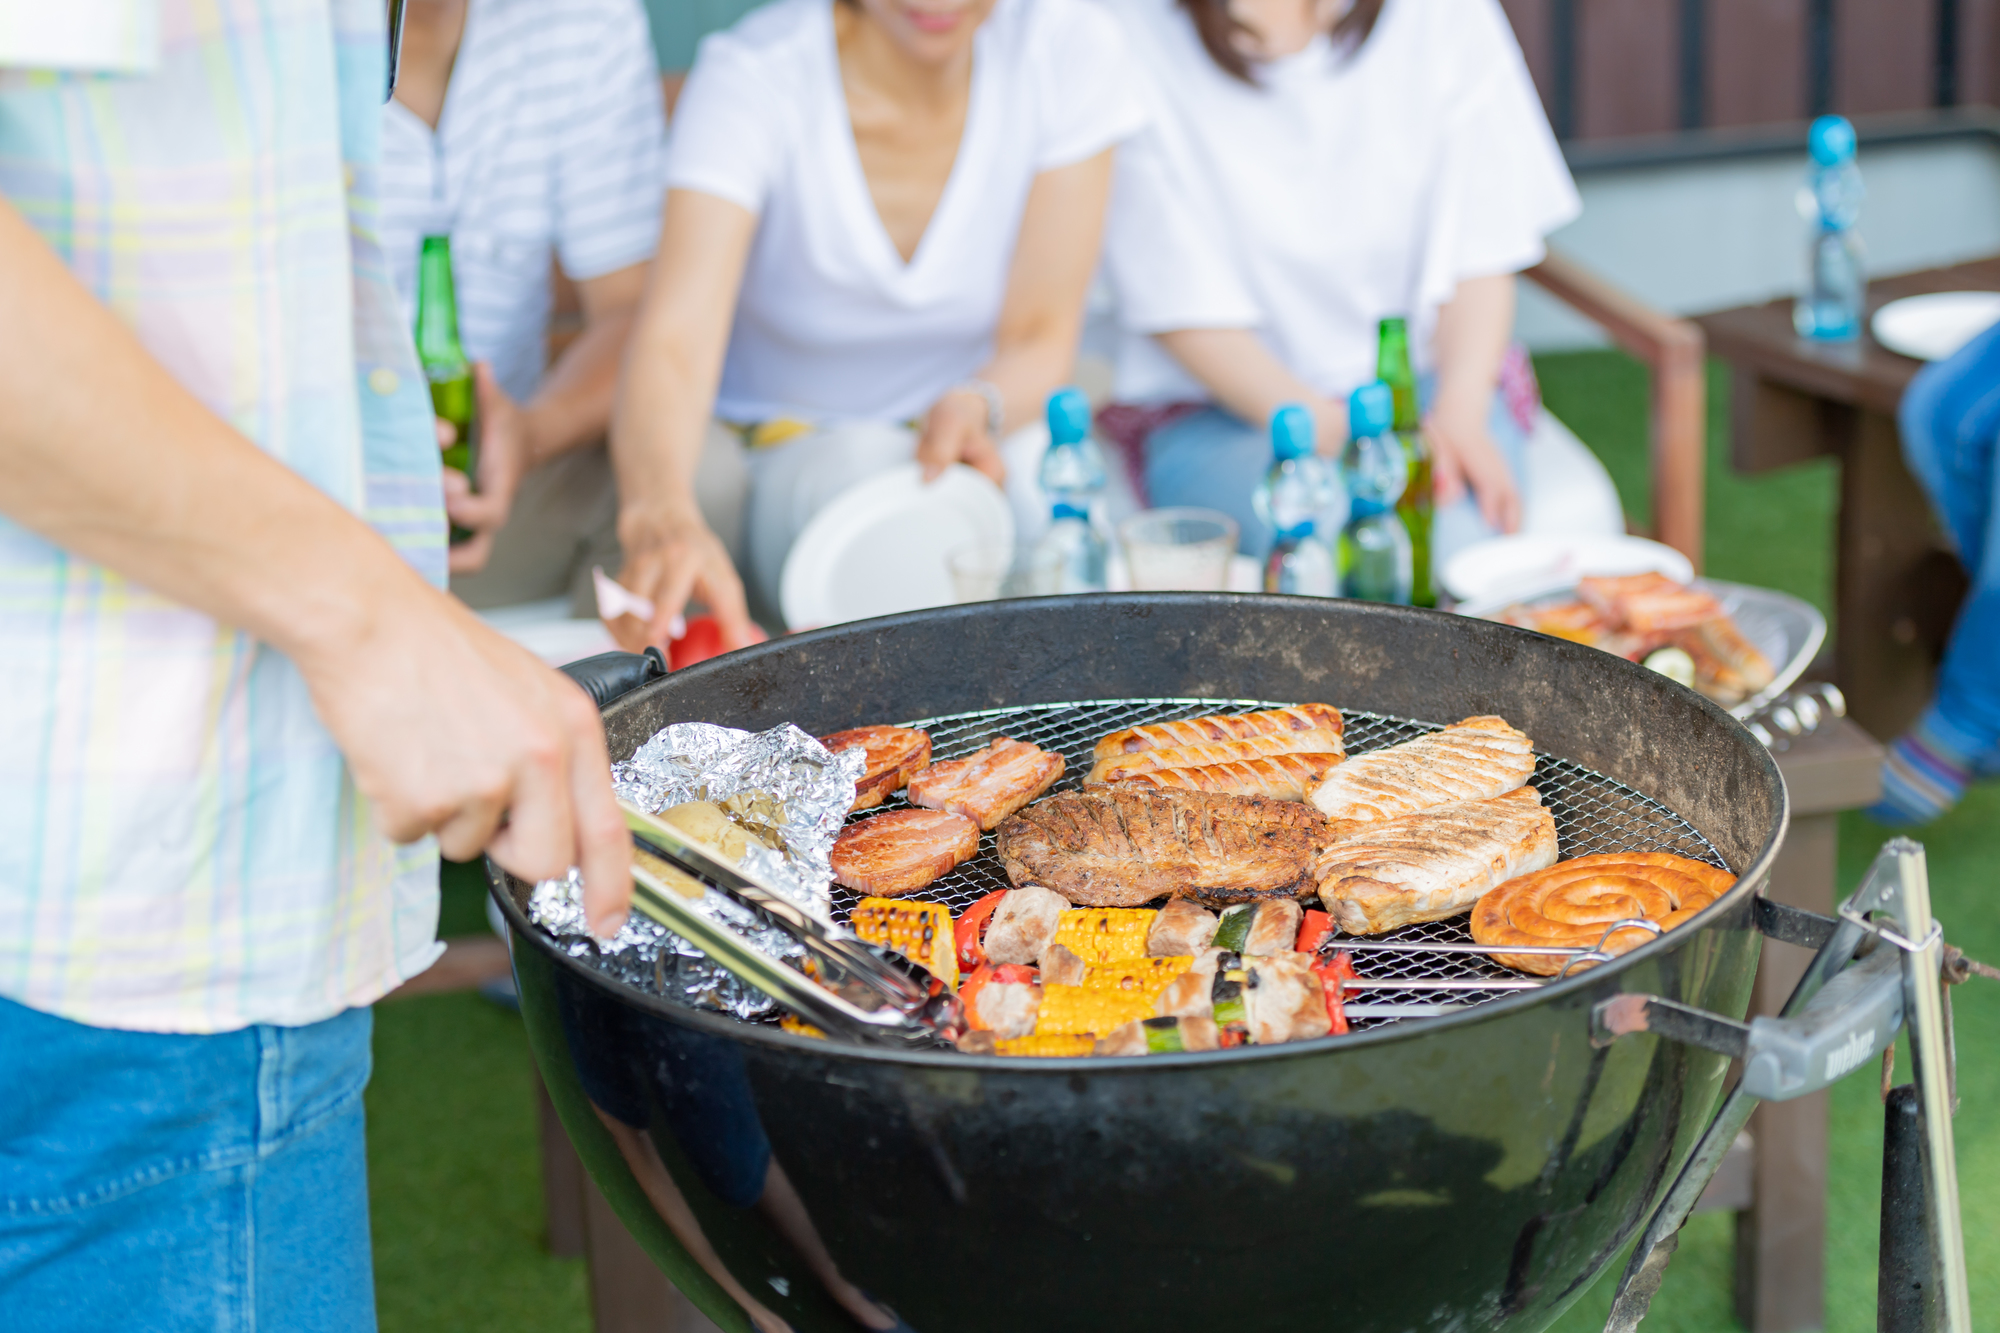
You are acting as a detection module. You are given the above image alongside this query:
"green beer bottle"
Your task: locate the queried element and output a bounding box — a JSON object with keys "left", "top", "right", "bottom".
{"left": 414, "top": 234, "right": 477, "bottom": 544}
{"left": 1377, "top": 316, "right": 1435, "bottom": 607}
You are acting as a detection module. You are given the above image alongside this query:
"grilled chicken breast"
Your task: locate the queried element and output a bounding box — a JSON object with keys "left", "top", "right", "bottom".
{"left": 830, "top": 808, "right": 980, "bottom": 897}
{"left": 818, "top": 725, "right": 932, "bottom": 811}
{"left": 1314, "top": 786, "right": 1559, "bottom": 934}
{"left": 1102, "top": 752, "right": 1343, "bottom": 802}
{"left": 1092, "top": 704, "right": 1345, "bottom": 759}
{"left": 906, "top": 737, "right": 1065, "bottom": 830}
{"left": 1085, "top": 729, "right": 1346, "bottom": 784}
{"left": 1307, "top": 716, "right": 1535, "bottom": 823}
{"left": 996, "top": 788, "right": 1329, "bottom": 908}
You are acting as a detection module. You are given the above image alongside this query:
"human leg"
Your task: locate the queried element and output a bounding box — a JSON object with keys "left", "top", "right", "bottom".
{"left": 1869, "top": 323, "right": 2000, "bottom": 823}
{"left": 0, "top": 998, "right": 376, "bottom": 1333}
{"left": 1142, "top": 407, "right": 1274, "bottom": 559}
{"left": 743, "top": 421, "right": 917, "bottom": 624}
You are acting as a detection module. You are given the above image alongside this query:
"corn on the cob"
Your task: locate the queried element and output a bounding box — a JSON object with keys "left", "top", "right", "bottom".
{"left": 1034, "top": 983, "right": 1157, "bottom": 1036}
{"left": 994, "top": 1033, "right": 1097, "bottom": 1057}
{"left": 849, "top": 897, "right": 959, "bottom": 989}
{"left": 1075, "top": 955, "right": 1194, "bottom": 997}
{"left": 1052, "top": 908, "right": 1158, "bottom": 965}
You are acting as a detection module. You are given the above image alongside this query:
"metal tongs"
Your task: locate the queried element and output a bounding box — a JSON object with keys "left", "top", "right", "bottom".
{"left": 619, "top": 799, "right": 964, "bottom": 1048}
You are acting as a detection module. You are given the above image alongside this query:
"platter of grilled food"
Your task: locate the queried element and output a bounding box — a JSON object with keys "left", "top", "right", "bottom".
{"left": 1463, "top": 572, "right": 1824, "bottom": 717}
{"left": 781, "top": 701, "right": 1736, "bottom": 1058}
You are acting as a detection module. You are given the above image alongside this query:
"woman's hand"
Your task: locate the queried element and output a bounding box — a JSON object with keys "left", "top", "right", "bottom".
{"left": 1425, "top": 392, "right": 1521, "bottom": 534}
{"left": 443, "top": 362, "right": 532, "bottom": 574}
{"left": 613, "top": 500, "right": 758, "bottom": 653}
{"left": 915, "top": 386, "right": 1006, "bottom": 484}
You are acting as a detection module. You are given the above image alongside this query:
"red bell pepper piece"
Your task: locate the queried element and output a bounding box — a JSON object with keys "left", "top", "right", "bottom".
{"left": 1295, "top": 908, "right": 1334, "bottom": 956}
{"left": 954, "top": 889, "right": 1010, "bottom": 972}
{"left": 1311, "top": 950, "right": 1359, "bottom": 1036}
{"left": 667, "top": 616, "right": 767, "bottom": 670}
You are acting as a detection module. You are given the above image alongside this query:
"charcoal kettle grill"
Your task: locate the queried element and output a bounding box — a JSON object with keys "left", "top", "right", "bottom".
{"left": 492, "top": 595, "right": 1968, "bottom": 1332}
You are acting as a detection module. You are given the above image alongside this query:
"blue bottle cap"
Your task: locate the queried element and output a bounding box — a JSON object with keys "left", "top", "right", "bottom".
{"left": 1046, "top": 387, "right": 1091, "bottom": 446}
{"left": 1348, "top": 382, "right": 1393, "bottom": 439}
{"left": 1808, "top": 115, "right": 1856, "bottom": 166}
{"left": 1270, "top": 403, "right": 1314, "bottom": 460}
{"left": 1051, "top": 501, "right": 1089, "bottom": 521}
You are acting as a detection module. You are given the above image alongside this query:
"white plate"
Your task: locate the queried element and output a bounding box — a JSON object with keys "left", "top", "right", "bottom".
{"left": 1871, "top": 291, "right": 2000, "bottom": 362}
{"left": 1441, "top": 534, "right": 1694, "bottom": 607}
{"left": 781, "top": 463, "right": 1014, "bottom": 631}
{"left": 475, "top": 597, "right": 620, "bottom": 666}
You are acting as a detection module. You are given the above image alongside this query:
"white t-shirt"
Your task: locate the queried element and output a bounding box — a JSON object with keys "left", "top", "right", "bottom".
{"left": 381, "top": 0, "right": 667, "bottom": 404}
{"left": 667, "top": 0, "right": 1146, "bottom": 424}
{"left": 1101, "top": 0, "right": 1579, "bottom": 404}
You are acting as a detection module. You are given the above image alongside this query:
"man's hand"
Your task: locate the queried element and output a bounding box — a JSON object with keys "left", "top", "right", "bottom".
{"left": 1426, "top": 393, "right": 1522, "bottom": 535}
{"left": 442, "top": 362, "right": 531, "bottom": 574}
{"left": 915, "top": 388, "right": 1005, "bottom": 484}
{"left": 614, "top": 501, "right": 758, "bottom": 653}
{"left": 296, "top": 586, "right": 634, "bottom": 937}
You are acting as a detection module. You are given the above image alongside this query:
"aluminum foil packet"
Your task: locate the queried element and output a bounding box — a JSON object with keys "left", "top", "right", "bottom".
{"left": 529, "top": 721, "right": 865, "bottom": 1019}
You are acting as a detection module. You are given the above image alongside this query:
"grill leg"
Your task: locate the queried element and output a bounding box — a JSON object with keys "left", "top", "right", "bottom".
{"left": 1879, "top": 1084, "right": 1934, "bottom": 1333}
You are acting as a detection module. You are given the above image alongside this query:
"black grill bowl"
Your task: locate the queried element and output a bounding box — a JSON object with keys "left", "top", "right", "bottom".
{"left": 490, "top": 594, "right": 1786, "bottom": 1333}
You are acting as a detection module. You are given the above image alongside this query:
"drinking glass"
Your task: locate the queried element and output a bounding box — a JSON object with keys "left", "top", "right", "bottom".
{"left": 947, "top": 542, "right": 1060, "bottom": 603}
{"left": 1118, "top": 508, "right": 1239, "bottom": 591}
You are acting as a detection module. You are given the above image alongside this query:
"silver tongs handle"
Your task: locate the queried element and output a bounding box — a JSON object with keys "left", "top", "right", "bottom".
{"left": 618, "top": 799, "right": 962, "bottom": 1047}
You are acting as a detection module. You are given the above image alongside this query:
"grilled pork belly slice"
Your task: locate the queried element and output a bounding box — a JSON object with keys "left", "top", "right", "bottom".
{"left": 996, "top": 788, "right": 1329, "bottom": 908}
{"left": 1093, "top": 703, "right": 1345, "bottom": 759}
{"left": 1085, "top": 729, "right": 1346, "bottom": 784}
{"left": 1147, "top": 898, "right": 1218, "bottom": 956}
{"left": 906, "top": 737, "right": 1064, "bottom": 831}
{"left": 1307, "top": 716, "right": 1535, "bottom": 824}
{"left": 982, "top": 885, "right": 1067, "bottom": 966}
{"left": 1577, "top": 572, "right": 1721, "bottom": 633}
{"left": 830, "top": 808, "right": 979, "bottom": 897}
{"left": 1106, "top": 751, "right": 1343, "bottom": 802}
{"left": 1314, "top": 786, "right": 1559, "bottom": 934}
{"left": 818, "top": 725, "right": 932, "bottom": 811}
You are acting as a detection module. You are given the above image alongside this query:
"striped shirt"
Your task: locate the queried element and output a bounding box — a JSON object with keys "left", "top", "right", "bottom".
{"left": 380, "top": 0, "right": 666, "bottom": 405}
{"left": 0, "top": 0, "right": 448, "bottom": 1034}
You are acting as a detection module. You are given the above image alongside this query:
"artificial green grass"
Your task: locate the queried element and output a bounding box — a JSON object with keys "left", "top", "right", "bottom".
{"left": 367, "top": 352, "right": 1991, "bottom": 1331}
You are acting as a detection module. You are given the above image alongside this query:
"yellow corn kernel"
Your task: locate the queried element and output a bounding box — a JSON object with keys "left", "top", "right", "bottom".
{"left": 1078, "top": 955, "right": 1193, "bottom": 997}
{"left": 1052, "top": 908, "right": 1159, "bottom": 966}
{"left": 849, "top": 897, "right": 958, "bottom": 990}
{"left": 1034, "top": 984, "right": 1157, "bottom": 1036}
{"left": 993, "top": 1033, "right": 1097, "bottom": 1058}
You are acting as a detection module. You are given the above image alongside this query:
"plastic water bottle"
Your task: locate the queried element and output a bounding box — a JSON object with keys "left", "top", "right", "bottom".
{"left": 1252, "top": 404, "right": 1342, "bottom": 596}
{"left": 1793, "top": 114, "right": 1865, "bottom": 341}
{"left": 1339, "top": 382, "right": 1413, "bottom": 604}
{"left": 1034, "top": 387, "right": 1109, "bottom": 593}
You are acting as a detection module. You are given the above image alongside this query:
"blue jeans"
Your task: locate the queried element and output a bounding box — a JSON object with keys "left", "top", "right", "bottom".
{"left": 0, "top": 998, "right": 376, "bottom": 1333}
{"left": 1143, "top": 390, "right": 1528, "bottom": 566}
{"left": 1899, "top": 319, "right": 2000, "bottom": 763}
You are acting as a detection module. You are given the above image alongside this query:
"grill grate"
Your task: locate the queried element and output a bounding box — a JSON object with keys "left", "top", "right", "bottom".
{"left": 826, "top": 697, "right": 1728, "bottom": 1033}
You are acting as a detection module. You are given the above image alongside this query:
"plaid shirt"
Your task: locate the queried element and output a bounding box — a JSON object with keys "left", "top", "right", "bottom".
{"left": 0, "top": 0, "right": 448, "bottom": 1033}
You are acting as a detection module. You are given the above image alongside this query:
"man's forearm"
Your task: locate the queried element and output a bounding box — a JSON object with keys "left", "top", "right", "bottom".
{"left": 1156, "top": 327, "right": 1344, "bottom": 446}
{"left": 0, "top": 199, "right": 435, "bottom": 666}
{"left": 522, "top": 265, "right": 649, "bottom": 467}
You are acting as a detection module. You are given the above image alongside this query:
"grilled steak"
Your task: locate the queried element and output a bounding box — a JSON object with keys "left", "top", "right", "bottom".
{"left": 1092, "top": 703, "right": 1345, "bottom": 759}
{"left": 1307, "top": 716, "right": 1534, "bottom": 824}
{"left": 831, "top": 808, "right": 979, "bottom": 897}
{"left": 1085, "top": 728, "right": 1345, "bottom": 783}
{"left": 818, "top": 725, "right": 932, "bottom": 811}
{"left": 1314, "top": 786, "right": 1559, "bottom": 934}
{"left": 1103, "top": 751, "right": 1343, "bottom": 802}
{"left": 995, "top": 788, "right": 1329, "bottom": 908}
{"left": 907, "top": 737, "right": 1064, "bottom": 830}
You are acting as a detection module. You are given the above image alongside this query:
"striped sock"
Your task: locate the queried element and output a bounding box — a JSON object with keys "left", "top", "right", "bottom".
{"left": 1866, "top": 712, "right": 1976, "bottom": 826}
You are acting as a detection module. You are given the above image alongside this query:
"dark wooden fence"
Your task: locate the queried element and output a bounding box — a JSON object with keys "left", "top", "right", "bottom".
{"left": 1499, "top": 0, "right": 2000, "bottom": 142}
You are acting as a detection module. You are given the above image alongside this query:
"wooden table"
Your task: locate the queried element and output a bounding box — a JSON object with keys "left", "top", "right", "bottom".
{"left": 1696, "top": 259, "right": 1990, "bottom": 740}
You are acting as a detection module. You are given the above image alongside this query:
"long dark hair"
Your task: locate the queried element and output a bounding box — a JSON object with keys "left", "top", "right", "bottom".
{"left": 1178, "top": 0, "right": 1385, "bottom": 83}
